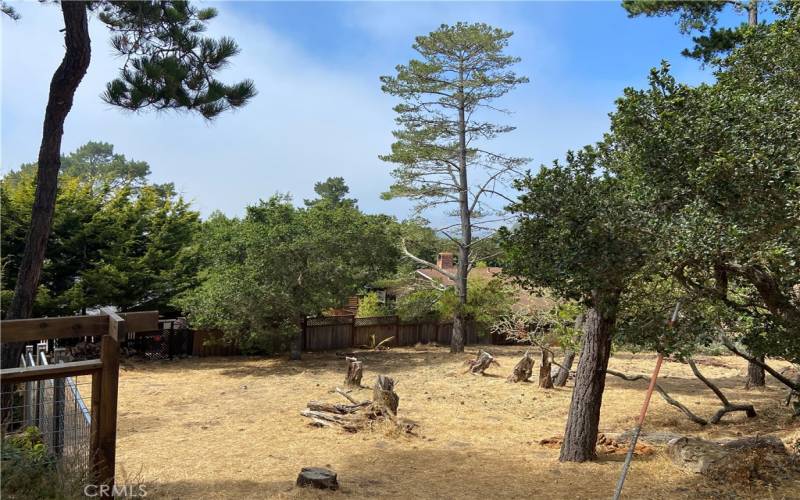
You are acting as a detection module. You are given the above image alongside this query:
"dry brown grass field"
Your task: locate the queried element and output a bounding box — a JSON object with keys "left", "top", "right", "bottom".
{"left": 113, "top": 345, "right": 800, "bottom": 499}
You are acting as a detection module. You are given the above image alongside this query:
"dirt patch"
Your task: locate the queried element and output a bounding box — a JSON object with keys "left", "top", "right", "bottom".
{"left": 114, "top": 346, "right": 800, "bottom": 499}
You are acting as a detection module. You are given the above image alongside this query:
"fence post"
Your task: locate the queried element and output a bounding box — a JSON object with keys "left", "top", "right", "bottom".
{"left": 94, "top": 309, "right": 123, "bottom": 494}
{"left": 52, "top": 348, "right": 66, "bottom": 458}
{"left": 351, "top": 315, "right": 357, "bottom": 348}
{"left": 23, "top": 346, "right": 34, "bottom": 427}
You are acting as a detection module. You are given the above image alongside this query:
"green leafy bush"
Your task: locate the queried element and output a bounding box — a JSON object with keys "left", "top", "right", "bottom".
{"left": 356, "top": 292, "right": 391, "bottom": 318}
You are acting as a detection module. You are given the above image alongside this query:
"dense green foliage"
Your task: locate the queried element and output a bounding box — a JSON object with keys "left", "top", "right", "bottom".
{"left": 500, "top": 148, "right": 646, "bottom": 314}
{"left": 1, "top": 143, "right": 199, "bottom": 316}
{"left": 610, "top": 14, "right": 800, "bottom": 361}
{"left": 99, "top": 1, "right": 257, "bottom": 119}
{"left": 356, "top": 292, "right": 392, "bottom": 318}
{"left": 176, "top": 185, "right": 400, "bottom": 353}
{"left": 395, "top": 274, "right": 516, "bottom": 333}
{"left": 622, "top": 0, "right": 769, "bottom": 64}
{"left": 504, "top": 8, "right": 799, "bottom": 364}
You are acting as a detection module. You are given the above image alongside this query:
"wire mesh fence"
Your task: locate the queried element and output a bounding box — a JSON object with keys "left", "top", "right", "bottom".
{"left": 2, "top": 345, "right": 92, "bottom": 475}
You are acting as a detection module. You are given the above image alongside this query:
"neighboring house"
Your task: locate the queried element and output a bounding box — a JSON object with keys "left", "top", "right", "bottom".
{"left": 415, "top": 252, "right": 553, "bottom": 312}
{"left": 327, "top": 252, "right": 552, "bottom": 317}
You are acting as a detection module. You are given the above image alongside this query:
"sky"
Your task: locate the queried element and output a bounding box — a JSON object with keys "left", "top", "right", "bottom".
{"left": 1, "top": 1, "right": 736, "bottom": 220}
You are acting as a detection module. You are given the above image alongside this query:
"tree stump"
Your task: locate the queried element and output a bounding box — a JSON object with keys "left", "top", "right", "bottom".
{"left": 508, "top": 351, "right": 534, "bottom": 382}
{"left": 467, "top": 350, "right": 497, "bottom": 375}
{"left": 296, "top": 467, "right": 338, "bottom": 490}
{"left": 344, "top": 356, "right": 363, "bottom": 387}
{"left": 539, "top": 350, "right": 553, "bottom": 388}
{"left": 372, "top": 375, "right": 399, "bottom": 416}
{"left": 553, "top": 350, "right": 575, "bottom": 387}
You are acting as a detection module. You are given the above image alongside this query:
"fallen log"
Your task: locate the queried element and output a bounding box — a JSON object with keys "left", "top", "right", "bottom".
{"left": 507, "top": 351, "right": 534, "bottom": 383}
{"left": 667, "top": 435, "right": 789, "bottom": 482}
{"left": 302, "top": 375, "right": 412, "bottom": 433}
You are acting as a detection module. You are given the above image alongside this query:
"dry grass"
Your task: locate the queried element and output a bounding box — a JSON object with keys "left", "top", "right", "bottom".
{"left": 114, "top": 346, "right": 800, "bottom": 499}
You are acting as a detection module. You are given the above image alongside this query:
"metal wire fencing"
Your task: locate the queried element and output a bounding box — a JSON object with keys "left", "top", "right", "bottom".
{"left": 3, "top": 344, "right": 92, "bottom": 474}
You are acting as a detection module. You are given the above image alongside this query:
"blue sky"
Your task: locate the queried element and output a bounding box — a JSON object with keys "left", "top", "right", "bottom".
{"left": 1, "top": 1, "right": 740, "bottom": 220}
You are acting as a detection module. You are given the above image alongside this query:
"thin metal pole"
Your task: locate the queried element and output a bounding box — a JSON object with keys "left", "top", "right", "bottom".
{"left": 612, "top": 301, "right": 681, "bottom": 500}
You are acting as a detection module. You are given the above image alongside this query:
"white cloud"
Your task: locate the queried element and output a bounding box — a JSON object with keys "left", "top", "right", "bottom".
{"left": 1, "top": 2, "right": 412, "bottom": 217}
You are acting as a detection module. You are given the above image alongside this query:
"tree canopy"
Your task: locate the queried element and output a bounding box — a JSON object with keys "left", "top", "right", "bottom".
{"left": 1, "top": 142, "right": 199, "bottom": 316}
{"left": 176, "top": 185, "right": 401, "bottom": 353}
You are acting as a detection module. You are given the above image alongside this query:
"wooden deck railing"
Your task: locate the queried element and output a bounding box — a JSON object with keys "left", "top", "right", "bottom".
{"left": 1, "top": 309, "right": 157, "bottom": 494}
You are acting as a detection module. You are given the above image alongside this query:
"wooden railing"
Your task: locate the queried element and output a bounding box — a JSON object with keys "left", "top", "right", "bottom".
{"left": 0, "top": 309, "right": 158, "bottom": 493}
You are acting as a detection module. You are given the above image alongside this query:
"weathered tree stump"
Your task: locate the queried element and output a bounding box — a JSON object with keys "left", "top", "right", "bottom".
{"left": 539, "top": 350, "right": 553, "bottom": 389}
{"left": 508, "top": 351, "right": 534, "bottom": 382}
{"left": 467, "top": 350, "right": 498, "bottom": 375}
{"left": 344, "top": 356, "right": 363, "bottom": 387}
{"left": 553, "top": 350, "right": 575, "bottom": 387}
{"left": 296, "top": 467, "right": 338, "bottom": 490}
{"left": 372, "top": 374, "right": 399, "bottom": 416}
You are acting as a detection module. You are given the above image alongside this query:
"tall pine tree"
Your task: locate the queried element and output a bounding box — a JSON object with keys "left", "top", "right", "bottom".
{"left": 380, "top": 23, "right": 528, "bottom": 352}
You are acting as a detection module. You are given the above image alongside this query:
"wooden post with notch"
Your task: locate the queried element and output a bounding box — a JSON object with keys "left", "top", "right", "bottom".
{"left": 92, "top": 309, "right": 124, "bottom": 494}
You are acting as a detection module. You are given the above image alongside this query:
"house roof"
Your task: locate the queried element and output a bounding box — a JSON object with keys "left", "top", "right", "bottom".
{"left": 415, "top": 266, "right": 554, "bottom": 312}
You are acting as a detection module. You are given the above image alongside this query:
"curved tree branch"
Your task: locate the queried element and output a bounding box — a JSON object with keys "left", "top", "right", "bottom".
{"left": 606, "top": 369, "right": 708, "bottom": 426}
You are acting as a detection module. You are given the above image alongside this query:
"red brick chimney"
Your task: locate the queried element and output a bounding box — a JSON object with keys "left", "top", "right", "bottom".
{"left": 437, "top": 252, "right": 454, "bottom": 269}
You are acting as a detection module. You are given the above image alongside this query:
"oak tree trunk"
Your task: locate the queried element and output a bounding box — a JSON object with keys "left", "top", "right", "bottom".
{"left": 746, "top": 356, "right": 765, "bottom": 388}
{"left": 559, "top": 290, "right": 619, "bottom": 462}
{"left": 554, "top": 350, "right": 576, "bottom": 387}
{"left": 2, "top": 1, "right": 90, "bottom": 375}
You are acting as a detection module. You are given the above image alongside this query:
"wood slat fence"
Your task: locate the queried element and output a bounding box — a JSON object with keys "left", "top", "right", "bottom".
{"left": 303, "top": 315, "right": 477, "bottom": 351}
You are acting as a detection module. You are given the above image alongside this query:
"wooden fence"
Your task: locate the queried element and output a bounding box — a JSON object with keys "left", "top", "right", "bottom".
{"left": 303, "top": 315, "right": 478, "bottom": 351}
{"left": 0, "top": 310, "right": 158, "bottom": 495}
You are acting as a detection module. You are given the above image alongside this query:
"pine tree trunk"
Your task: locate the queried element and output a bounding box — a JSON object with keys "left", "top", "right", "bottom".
{"left": 748, "top": 0, "right": 758, "bottom": 26}
{"left": 559, "top": 290, "right": 619, "bottom": 463}
{"left": 2, "top": 1, "right": 91, "bottom": 368}
{"left": 746, "top": 356, "right": 765, "bottom": 388}
{"left": 451, "top": 67, "right": 469, "bottom": 354}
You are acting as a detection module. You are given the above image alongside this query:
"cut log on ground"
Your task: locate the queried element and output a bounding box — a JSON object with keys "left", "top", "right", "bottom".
{"left": 667, "top": 435, "right": 790, "bottom": 482}
{"left": 507, "top": 351, "right": 534, "bottom": 382}
{"left": 344, "top": 356, "right": 363, "bottom": 388}
{"left": 466, "top": 350, "right": 499, "bottom": 375}
{"left": 539, "top": 350, "right": 553, "bottom": 389}
{"left": 553, "top": 350, "right": 575, "bottom": 387}
{"left": 296, "top": 467, "right": 338, "bottom": 490}
{"left": 687, "top": 359, "right": 756, "bottom": 424}
{"left": 301, "top": 375, "right": 414, "bottom": 433}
